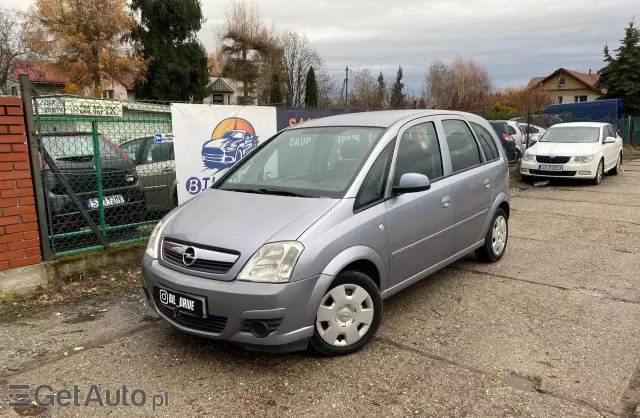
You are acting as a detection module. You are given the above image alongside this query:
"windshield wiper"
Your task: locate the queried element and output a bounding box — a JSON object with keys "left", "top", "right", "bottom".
{"left": 222, "top": 187, "right": 312, "bottom": 198}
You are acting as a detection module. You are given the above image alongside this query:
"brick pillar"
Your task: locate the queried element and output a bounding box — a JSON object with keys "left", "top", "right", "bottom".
{"left": 0, "top": 97, "right": 42, "bottom": 270}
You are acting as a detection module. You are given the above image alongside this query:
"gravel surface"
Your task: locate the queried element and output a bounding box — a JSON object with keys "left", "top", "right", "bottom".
{"left": 1, "top": 158, "right": 639, "bottom": 417}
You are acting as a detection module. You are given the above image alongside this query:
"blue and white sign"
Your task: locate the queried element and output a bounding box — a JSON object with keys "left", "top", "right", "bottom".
{"left": 154, "top": 133, "right": 164, "bottom": 143}
{"left": 172, "top": 104, "right": 277, "bottom": 204}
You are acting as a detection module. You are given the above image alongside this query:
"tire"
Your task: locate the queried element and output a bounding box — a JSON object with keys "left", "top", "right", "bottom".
{"left": 592, "top": 160, "right": 604, "bottom": 185}
{"left": 475, "top": 208, "right": 509, "bottom": 263}
{"left": 310, "top": 271, "right": 383, "bottom": 357}
{"left": 609, "top": 153, "right": 622, "bottom": 175}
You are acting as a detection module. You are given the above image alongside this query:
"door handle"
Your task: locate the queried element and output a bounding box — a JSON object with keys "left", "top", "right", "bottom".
{"left": 442, "top": 196, "right": 452, "bottom": 208}
{"left": 484, "top": 179, "right": 491, "bottom": 189}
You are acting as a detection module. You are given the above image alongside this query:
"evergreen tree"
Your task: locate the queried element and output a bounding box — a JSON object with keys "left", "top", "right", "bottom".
{"left": 305, "top": 67, "right": 319, "bottom": 108}
{"left": 131, "top": 0, "right": 210, "bottom": 101}
{"left": 376, "top": 71, "right": 386, "bottom": 109}
{"left": 596, "top": 21, "right": 640, "bottom": 114}
{"left": 390, "top": 66, "right": 406, "bottom": 109}
{"left": 269, "top": 73, "right": 284, "bottom": 105}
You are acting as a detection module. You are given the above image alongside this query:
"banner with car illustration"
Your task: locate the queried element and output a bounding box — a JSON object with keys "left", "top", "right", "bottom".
{"left": 172, "top": 104, "right": 277, "bottom": 203}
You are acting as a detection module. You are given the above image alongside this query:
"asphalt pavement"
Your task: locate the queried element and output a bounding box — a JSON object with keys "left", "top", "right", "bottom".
{"left": 2, "top": 159, "right": 640, "bottom": 418}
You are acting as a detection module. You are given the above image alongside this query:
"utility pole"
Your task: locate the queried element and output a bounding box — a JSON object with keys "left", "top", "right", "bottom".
{"left": 345, "top": 67, "right": 349, "bottom": 108}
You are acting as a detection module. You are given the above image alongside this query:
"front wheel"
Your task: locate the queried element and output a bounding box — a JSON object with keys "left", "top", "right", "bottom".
{"left": 592, "top": 160, "right": 604, "bottom": 185}
{"left": 310, "top": 271, "right": 382, "bottom": 356}
{"left": 475, "top": 208, "right": 508, "bottom": 263}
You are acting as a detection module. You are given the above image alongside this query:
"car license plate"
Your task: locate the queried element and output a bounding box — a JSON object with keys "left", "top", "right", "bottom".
{"left": 538, "top": 164, "right": 563, "bottom": 172}
{"left": 87, "top": 195, "right": 125, "bottom": 209}
{"left": 153, "top": 286, "right": 205, "bottom": 317}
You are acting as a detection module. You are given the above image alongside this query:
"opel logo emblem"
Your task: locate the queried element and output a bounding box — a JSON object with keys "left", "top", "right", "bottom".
{"left": 182, "top": 247, "right": 197, "bottom": 266}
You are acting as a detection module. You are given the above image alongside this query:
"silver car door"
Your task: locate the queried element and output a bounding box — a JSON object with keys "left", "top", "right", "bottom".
{"left": 385, "top": 119, "right": 454, "bottom": 287}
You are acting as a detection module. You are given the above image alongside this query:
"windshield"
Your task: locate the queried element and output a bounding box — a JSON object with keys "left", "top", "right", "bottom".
{"left": 41, "top": 134, "right": 121, "bottom": 160}
{"left": 539, "top": 127, "right": 600, "bottom": 143}
{"left": 217, "top": 126, "right": 384, "bottom": 198}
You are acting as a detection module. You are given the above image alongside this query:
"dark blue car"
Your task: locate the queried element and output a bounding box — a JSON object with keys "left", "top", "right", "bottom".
{"left": 202, "top": 130, "right": 258, "bottom": 170}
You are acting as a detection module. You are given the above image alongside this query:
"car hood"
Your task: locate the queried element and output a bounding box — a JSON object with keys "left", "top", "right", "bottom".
{"left": 530, "top": 142, "right": 600, "bottom": 156}
{"left": 162, "top": 188, "right": 339, "bottom": 253}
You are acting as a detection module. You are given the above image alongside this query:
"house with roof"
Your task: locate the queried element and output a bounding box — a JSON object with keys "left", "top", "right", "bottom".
{"left": 527, "top": 68, "right": 606, "bottom": 105}
{"left": 9, "top": 59, "right": 135, "bottom": 101}
{"left": 204, "top": 76, "right": 257, "bottom": 105}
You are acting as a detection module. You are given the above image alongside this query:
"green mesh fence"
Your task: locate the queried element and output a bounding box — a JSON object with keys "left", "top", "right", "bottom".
{"left": 32, "top": 91, "right": 175, "bottom": 256}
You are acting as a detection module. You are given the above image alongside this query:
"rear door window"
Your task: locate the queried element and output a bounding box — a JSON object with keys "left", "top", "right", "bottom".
{"left": 442, "top": 120, "right": 483, "bottom": 172}
{"left": 470, "top": 122, "right": 499, "bottom": 161}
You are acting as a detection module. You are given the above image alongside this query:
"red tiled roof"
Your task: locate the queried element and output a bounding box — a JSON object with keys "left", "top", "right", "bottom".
{"left": 12, "top": 59, "right": 135, "bottom": 90}
{"left": 527, "top": 68, "right": 605, "bottom": 94}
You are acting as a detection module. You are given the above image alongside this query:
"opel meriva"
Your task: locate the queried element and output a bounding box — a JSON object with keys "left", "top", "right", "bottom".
{"left": 141, "top": 110, "right": 510, "bottom": 356}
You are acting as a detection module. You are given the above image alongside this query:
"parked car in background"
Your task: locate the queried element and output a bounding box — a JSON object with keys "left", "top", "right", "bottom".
{"left": 141, "top": 110, "right": 510, "bottom": 356}
{"left": 520, "top": 122, "right": 623, "bottom": 185}
{"left": 517, "top": 123, "right": 546, "bottom": 148}
{"left": 40, "top": 132, "right": 146, "bottom": 233}
{"left": 121, "top": 134, "right": 177, "bottom": 212}
{"left": 488, "top": 121, "right": 521, "bottom": 163}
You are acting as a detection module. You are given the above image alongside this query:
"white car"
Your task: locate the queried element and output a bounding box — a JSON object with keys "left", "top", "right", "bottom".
{"left": 517, "top": 123, "right": 546, "bottom": 148}
{"left": 520, "top": 122, "right": 623, "bottom": 185}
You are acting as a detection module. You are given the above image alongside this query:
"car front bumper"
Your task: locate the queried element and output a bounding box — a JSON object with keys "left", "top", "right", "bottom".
{"left": 141, "top": 255, "right": 332, "bottom": 352}
{"left": 520, "top": 159, "right": 600, "bottom": 178}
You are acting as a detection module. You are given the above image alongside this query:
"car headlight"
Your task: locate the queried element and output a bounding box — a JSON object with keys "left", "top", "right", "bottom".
{"left": 574, "top": 155, "right": 594, "bottom": 163}
{"left": 238, "top": 242, "right": 304, "bottom": 283}
{"left": 522, "top": 152, "right": 535, "bottom": 162}
{"left": 145, "top": 220, "right": 165, "bottom": 259}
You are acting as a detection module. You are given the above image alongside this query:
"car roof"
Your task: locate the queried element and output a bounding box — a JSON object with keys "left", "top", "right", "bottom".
{"left": 549, "top": 122, "right": 608, "bottom": 128}
{"left": 287, "top": 110, "right": 483, "bottom": 129}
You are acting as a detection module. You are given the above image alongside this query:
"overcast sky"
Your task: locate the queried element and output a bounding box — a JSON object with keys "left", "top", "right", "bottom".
{"left": 3, "top": 0, "right": 635, "bottom": 92}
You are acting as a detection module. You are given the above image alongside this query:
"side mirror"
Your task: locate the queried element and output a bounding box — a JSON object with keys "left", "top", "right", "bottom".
{"left": 393, "top": 173, "right": 431, "bottom": 194}
{"left": 604, "top": 136, "right": 617, "bottom": 144}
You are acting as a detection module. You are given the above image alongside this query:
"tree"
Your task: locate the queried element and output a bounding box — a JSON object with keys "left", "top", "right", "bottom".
{"left": 389, "top": 66, "right": 405, "bottom": 109}
{"left": 350, "top": 68, "right": 379, "bottom": 109}
{"left": 0, "top": 10, "right": 33, "bottom": 95}
{"left": 27, "top": 0, "right": 141, "bottom": 97}
{"left": 596, "top": 21, "right": 640, "bottom": 114}
{"left": 219, "top": 0, "right": 275, "bottom": 104}
{"left": 208, "top": 47, "right": 226, "bottom": 77}
{"left": 268, "top": 73, "right": 284, "bottom": 105}
{"left": 131, "top": 0, "right": 210, "bottom": 101}
{"left": 305, "top": 67, "right": 319, "bottom": 107}
{"left": 279, "top": 30, "right": 322, "bottom": 107}
{"left": 423, "top": 56, "right": 492, "bottom": 112}
{"left": 376, "top": 71, "right": 386, "bottom": 109}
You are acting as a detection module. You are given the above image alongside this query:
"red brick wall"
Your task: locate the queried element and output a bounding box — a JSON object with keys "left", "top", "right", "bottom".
{"left": 0, "top": 97, "right": 42, "bottom": 270}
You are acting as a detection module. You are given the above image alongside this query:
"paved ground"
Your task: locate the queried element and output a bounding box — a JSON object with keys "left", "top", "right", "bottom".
{"left": 2, "top": 159, "right": 640, "bottom": 418}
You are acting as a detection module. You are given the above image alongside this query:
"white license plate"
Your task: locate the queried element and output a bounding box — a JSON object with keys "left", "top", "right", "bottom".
{"left": 538, "top": 164, "right": 563, "bottom": 172}
{"left": 87, "top": 195, "right": 125, "bottom": 209}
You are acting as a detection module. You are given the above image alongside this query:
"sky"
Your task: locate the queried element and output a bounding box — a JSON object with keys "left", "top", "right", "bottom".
{"left": 3, "top": 0, "right": 636, "bottom": 92}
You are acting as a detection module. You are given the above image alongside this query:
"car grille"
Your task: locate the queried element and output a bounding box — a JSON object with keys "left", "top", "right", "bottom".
{"left": 202, "top": 154, "right": 223, "bottom": 162}
{"left": 530, "top": 169, "right": 577, "bottom": 177}
{"left": 536, "top": 156, "right": 571, "bottom": 164}
{"left": 154, "top": 300, "right": 227, "bottom": 334}
{"left": 162, "top": 239, "right": 238, "bottom": 275}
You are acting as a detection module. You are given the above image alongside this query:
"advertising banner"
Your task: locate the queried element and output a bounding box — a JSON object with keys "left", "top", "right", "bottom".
{"left": 276, "top": 108, "right": 367, "bottom": 131}
{"left": 172, "top": 104, "right": 277, "bottom": 203}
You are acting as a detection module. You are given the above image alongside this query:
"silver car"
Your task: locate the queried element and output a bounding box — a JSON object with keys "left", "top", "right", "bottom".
{"left": 141, "top": 110, "right": 510, "bottom": 356}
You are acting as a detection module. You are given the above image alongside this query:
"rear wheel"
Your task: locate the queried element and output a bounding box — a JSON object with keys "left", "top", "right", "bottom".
{"left": 310, "top": 271, "right": 382, "bottom": 357}
{"left": 609, "top": 153, "right": 622, "bottom": 175}
{"left": 475, "top": 208, "right": 508, "bottom": 263}
{"left": 592, "top": 160, "right": 604, "bottom": 185}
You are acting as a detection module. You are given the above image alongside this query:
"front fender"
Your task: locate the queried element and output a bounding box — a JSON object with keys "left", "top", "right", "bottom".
{"left": 302, "top": 246, "right": 388, "bottom": 326}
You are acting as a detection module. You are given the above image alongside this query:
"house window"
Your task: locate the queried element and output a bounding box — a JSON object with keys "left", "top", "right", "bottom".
{"left": 574, "top": 95, "right": 588, "bottom": 103}
{"left": 11, "top": 87, "right": 18, "bottom": 96}
{"left": 557, "top": 96, "right": 563, "bottom": 104}
{"left": 212, "top": 94, "right": 224, "bottom": 104}
{"left": 102, "top": 90, "right": 114, "bottom": 99}
{"left": 558, "top": 77, "right": 566, "bottom": 87}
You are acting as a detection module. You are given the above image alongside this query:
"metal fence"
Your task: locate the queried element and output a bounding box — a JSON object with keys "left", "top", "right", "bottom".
{"left": 22, "top": 79, "right": 176, "bottom": 257}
